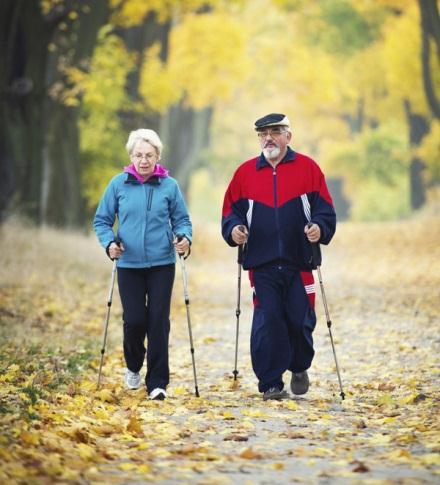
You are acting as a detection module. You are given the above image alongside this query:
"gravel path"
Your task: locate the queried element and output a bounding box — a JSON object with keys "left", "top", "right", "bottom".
{"left": 114, "top": 220, "right": 439, "bottom": 484}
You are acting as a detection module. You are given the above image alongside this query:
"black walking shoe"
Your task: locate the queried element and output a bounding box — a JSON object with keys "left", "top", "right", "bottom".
{"left": 290, "top": 371, "right": 309, "bottom": 395}
{"left": 263, "top": 387, "right": 288, "bottom": 401}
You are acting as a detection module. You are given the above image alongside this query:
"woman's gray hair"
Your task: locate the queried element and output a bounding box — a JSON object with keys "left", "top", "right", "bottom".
{"left": 126, "top": 129, "right": 163, "bottom": 156}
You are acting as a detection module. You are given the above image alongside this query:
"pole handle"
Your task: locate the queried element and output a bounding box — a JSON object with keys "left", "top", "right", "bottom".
{"left": 306, "top": 222, "right": 322, "bottom": 268}
{"left": 237, "top": 225, "right": 246, "bottom": 264}
{"left": 109, "top": 239, "right": 121, "bottom": 261}
{"left": 176, "top": 234, "right": 191, "bottom": 259}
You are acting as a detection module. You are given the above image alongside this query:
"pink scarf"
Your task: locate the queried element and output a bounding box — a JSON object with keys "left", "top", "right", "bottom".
{"left": 123, "top": 163, "right": 169, "bottom": 183}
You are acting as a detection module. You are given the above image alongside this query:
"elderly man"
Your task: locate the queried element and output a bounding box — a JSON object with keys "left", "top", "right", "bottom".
{"left": 221, "top": 113, "right": 336, "bottom": 401}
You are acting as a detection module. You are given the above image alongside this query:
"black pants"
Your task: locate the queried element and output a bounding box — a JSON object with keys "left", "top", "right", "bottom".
{"left": 117, "top": 264, "right": 175, "bottom": 393}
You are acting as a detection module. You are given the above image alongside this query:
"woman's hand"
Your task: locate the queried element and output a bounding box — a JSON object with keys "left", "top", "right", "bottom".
{"left": 174, "top": 236, "right": 190, "bottom": 255}
{"left": 109, "top": 241, "right": 125, "bottom": 260}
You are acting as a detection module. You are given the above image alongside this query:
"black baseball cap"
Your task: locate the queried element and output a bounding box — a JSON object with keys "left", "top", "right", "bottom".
{"left": 254, "top": 113, "right": 290, "bottom": 130}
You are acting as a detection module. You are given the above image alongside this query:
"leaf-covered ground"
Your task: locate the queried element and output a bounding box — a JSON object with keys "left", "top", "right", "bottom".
{"left": 0, "top": 216, "right": 439, "bottom": 484}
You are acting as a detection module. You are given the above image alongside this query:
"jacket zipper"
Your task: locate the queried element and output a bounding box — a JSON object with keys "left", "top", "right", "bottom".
{"left": 144, "top": 185, "right": 152, "bottom": 265}
{"left": 147, "top": 188, "right": 153, "bottom": 211}
{"left": 272, "top": 167, "right": 282, "bottom": 269}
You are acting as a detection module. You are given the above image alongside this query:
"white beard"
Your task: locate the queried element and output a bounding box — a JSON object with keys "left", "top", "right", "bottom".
{"left": 263, "top": 146, "right": 280, "bottom": 160}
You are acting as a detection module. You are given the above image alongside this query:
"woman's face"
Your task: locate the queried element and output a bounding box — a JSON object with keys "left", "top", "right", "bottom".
{"left": 131, "top": 140, "right": 159, "bottom": 179}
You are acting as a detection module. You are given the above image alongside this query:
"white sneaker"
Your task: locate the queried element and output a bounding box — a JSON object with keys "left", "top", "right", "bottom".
{"left": 125, "top": 369, "right": 141, "bottom": 390}
{"left": 149, "top": 388, "right": 166, "bottom": 400}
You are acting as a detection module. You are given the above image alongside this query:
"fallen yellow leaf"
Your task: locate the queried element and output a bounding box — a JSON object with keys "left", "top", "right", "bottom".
{"left": 76, "top": 443, "right": 95, "bottom": 461}
{"left": 420, "top": 454, "right": 440, "bottom": 466}
{"left": 241, "top": 409, "right": 267, "bottom": 418}
{"left": 96, "top": 388, "right": 116, "bottom": 403}
{"left": 239, "top": 447, "right": 263, "bottom": 460}
{"left": 20, "top": 430, "right": 40, "bottom": 446}
{"left": 127, "top": 414, "right": 144, "bottom": 437}
{"left": 283, "top": 401, "right": 299, "bottom": 411}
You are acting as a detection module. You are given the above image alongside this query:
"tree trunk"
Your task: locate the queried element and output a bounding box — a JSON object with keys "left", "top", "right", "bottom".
{"left": 404, "top": 99, "right": 430, "bottom": 210}
{"left": 341, "top": 97, "right": 365, "bottom": 134}
{"left": 418, "top": 0, "right": 440, "bottom": 119}
{"left": 40, "top": 101, "right": 83, "bottom": 226}
{"left": 160, "top": 104, "right": 213, "bottom": 196}
{"left": 0, "top": 0, "right": 54, "bottom": 222}
{"left": 117, "top": 14, "right": 171, "bottom": 134}
{"left": 39, "top": 1, "right": 109, "bottom": 226}
{"left": 0, "top": 0, "right": 109, "bottom": 227}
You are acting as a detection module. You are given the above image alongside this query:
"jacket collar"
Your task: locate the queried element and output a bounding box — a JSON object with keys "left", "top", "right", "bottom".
{"left": 256, "top": 146, "right": 296, "bottom": 170}
{"left": 124, "top": 173, "right": 162, "bottom": 185}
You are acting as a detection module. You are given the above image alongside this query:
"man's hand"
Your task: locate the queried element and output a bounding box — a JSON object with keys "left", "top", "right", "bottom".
{"left": 174, "top": 236, "right": 190, "bottom": 255}
{"left": 304, "top": 223, "right": 321, "bottom": 243}
{"left": 109, "top": 241, "right": 125, "bottom": 259}
{"left": 231, "top": 225, "right": 248, "bottom": 245}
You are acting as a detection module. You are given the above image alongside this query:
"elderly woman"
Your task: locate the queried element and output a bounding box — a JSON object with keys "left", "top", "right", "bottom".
{"left": 94, "top": 128, "right": 192, "bottom": 400}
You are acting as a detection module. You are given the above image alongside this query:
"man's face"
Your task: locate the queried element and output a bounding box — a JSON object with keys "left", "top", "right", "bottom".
{"left": 257, "top": 126, "right": 291, "bottom": 160}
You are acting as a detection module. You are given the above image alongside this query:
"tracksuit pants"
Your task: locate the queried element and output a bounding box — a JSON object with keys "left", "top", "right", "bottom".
{"left": 117, "top": 264, "right": 175, "bottom": 393}
{"left": 249, "top": 265, "right": 316, "bottom": 393}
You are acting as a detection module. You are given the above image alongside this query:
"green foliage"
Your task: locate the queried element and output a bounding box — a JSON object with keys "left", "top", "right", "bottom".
{"left": 360, "top": 128, "right": 409, "bottom": 185}
{"left": 349, "top": 176, "right": 410, "bottom": 221}
{"left": 66, "top": 348, "right": 94, "bottom": 374}
{"left": 321, "top": 0, "right": 379, "bottom": 52}
{"left": 334, "top": 125, "right": 409, "bottom": 178}
{"left": 299, "top": 0, "right": 382, "bottom": 57}
{"left": 21, "top": 385, "right": 44, "bottom": 407}
{"left": 271, "top": 0, "right": 307, "bottom": 11}
{"left": 327, "top": 125, "right": 410, "bottom": 220}
{"left": 0, "top": 345, "right": 95, "bottom": 420}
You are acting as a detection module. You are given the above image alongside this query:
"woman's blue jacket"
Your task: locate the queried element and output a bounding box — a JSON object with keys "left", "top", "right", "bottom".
{"left": 94, "top": 172, "right": 192, "bottom": 268}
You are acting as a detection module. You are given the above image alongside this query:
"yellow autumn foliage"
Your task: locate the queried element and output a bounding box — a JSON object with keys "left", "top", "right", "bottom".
{"left": 140, "top": 11, "right": 250, "bottom": 111}
{"left": 139, "top": 43, "right": 182, "bottom": 113}
{"left": 109, "top": 0, "right": 240, "bottom": 26}
{"left": 381, "top": 2, "right": 427, "bottom": 114}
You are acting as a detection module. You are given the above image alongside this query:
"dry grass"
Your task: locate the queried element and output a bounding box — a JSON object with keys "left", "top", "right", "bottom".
{"left": 1, "top": 214, "right": 438, "bottom": 346}
{"left": 0, "top": 217, "right": 118, "bottom": 346}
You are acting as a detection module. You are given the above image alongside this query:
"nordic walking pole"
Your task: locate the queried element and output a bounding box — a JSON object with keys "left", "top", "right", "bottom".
{"left": 233, "top": 225, "right": 246, "bottom": 381}
{"left": 97, "top": 256, "right": 118, "bottom": 389}
{"left": 315, "top": 263, "right": 345, "bottom": 400}
{"left": 177, "top": 236, "right": 200, "bottom": 397}
{"left": 308, "top": 224, "right": 345, "bottom": 400}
